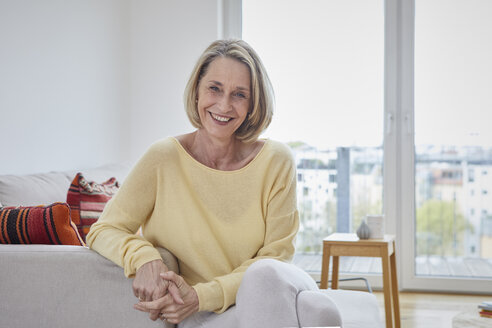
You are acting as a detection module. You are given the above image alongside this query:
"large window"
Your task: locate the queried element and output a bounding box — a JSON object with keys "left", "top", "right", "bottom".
{"left": 413, "top": 0, "right": 492, "bottom": 279}
{"left": 243, "top": 0, "right": 384, "bottom": 256}
{"left": 241, "top": 0, "right": 492, "bottom": 291}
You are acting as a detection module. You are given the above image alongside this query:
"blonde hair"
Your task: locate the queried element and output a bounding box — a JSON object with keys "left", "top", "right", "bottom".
{"left": 184, "top": 39, "right": 274, "bottom": 143}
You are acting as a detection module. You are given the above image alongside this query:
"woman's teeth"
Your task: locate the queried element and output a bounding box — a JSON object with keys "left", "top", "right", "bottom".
{"left": 211, "top": 113, "right": 231, "bottom": 122}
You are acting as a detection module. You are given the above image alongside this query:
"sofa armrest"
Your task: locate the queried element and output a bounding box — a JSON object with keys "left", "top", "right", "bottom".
{"left": 0, "top": 244, "right": 175, "bottom": 328}
{"left": 157, "top": 246, "right": 179, "bottom": 274}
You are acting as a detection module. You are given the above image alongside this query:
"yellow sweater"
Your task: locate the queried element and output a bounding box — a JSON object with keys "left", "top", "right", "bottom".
{"left": 86, "top": 137, "right": 299, "bottom": 313}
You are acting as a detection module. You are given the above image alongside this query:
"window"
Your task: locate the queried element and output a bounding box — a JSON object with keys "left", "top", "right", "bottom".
{"left": 409, "top": 0, "right": 492, "bottom": 289}
{"left": 243, "top": 0, "right": 383, "bottom": 254}
{"left": 240, "top": 0, "right": 492, "bottom": 292}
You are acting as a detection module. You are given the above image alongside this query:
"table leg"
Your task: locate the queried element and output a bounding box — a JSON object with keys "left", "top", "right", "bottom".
{"left": 381, "top": 249, "right": 394, "bottom": 328}
{"left": 320, "top": 244, "right": 330, "bottom": 289}
{"left": 390, "top": 247, "right": 401, "bottom": 328}
{"left": 332, "top": 256, "right": 339, "bottom": 289}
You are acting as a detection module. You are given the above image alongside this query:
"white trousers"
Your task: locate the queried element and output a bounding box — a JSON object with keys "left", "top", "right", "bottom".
{"left": 178, "top": 259, "right": 342, "bottom": 328}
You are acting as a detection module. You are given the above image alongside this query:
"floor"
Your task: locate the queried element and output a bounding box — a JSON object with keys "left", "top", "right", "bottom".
{"left": 373, "top": 291, "right": 492, "bottom": 328}
{"left": 292, "top": 253, "right": 492, "bottom": 327}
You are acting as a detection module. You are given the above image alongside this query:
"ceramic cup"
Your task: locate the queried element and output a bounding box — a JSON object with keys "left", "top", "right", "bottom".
{"left": 366, "top": 215, "right": 384, "bottom": 239}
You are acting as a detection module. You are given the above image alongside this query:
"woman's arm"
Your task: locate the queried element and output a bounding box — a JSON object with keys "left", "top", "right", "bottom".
{"left": 86, "top": 141, "right": 185, "bottom": 320}
{"left": 86, "top": 142, "right": 165, "bottom": 276}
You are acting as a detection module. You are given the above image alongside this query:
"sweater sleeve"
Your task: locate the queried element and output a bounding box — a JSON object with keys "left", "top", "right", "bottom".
{"left": 85, "top": 142, "right": 164, "bottom": 277}
{"left": 193, "top": 150, "right": 299, "bottom": 313}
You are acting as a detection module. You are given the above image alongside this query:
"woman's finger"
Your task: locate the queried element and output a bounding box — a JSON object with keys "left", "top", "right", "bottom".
{"left": 160, "top": 271, "right": 181, "bottom": 282}
{"left": 167, "top": 282, "right": 185, "bottom": 304}
{"left": 134, "top": 294, "right": 172, "bottom": 313}
{"left": 160, "top": 272, "right": 185, "bottom": 304}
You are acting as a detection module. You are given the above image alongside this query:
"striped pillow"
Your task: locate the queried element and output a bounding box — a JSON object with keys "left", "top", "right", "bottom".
{"left": 66, "top": 173, "right": 119, "bottom": 241}
{"left": 0, "top": 202, "right": 84, "bottom": 245}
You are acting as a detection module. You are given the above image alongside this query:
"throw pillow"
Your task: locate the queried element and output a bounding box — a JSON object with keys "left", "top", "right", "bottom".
{"left": 0, "top": 202, "right": 84, "bottom": 245}
{"left": 66, "top": 173, "right": 119, "bottom": 242}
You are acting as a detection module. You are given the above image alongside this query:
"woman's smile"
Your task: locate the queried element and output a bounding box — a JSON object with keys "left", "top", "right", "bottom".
{"left": 209, "top": 111, "right": 232, "bottom": 123}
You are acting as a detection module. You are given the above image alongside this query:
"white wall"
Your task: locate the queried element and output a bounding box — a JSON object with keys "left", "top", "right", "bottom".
{"left": 0, "top": 0, "right": 219, "bottom": 175}
{"left": 128, "top": 0, "right": 218, "bottom": 161}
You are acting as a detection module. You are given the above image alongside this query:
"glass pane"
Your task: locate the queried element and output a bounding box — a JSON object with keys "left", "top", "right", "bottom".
{"left": 243, "top": 0, "right": 384, "bottom": 270}
{"left": 415, "top": 0, "right": 492, "bottom": 278}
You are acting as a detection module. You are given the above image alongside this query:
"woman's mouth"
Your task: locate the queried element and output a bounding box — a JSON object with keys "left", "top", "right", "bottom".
{"left": 210, "top": 112, "right": 232, "bottom": 123}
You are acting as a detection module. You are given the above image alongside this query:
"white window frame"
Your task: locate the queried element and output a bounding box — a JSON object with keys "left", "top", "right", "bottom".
{"left": 217, "top": 0, "right": 242, "bottom": 39}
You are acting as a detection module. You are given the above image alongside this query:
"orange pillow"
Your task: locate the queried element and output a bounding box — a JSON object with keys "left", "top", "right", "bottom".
{"left": 0, "top": 202, "right": 84, "bottom": 246}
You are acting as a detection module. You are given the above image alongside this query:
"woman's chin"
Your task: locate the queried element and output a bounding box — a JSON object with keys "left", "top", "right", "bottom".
{"left": 199, "top": 123, "right": 239, "bottom": 141}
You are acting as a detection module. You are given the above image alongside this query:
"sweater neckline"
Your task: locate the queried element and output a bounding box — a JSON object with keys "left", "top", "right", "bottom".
{"left": 171, "top": 137, "right": 270, "bottom": 174}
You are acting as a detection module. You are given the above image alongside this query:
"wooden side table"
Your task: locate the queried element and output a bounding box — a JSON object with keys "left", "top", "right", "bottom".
{"left": 320, "top": 233, "right": 401, "bottom": 328}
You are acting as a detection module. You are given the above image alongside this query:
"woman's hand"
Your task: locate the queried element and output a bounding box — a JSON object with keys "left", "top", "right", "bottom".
{"left": 132, "top": 259, "right": 183, "bottom": 320}
{"left": 134, "top": 271, "right": 199, "bottom": 324}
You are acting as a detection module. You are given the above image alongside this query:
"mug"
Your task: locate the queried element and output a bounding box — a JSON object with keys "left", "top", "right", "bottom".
{"left": 366, "top": 215, "right": 384, "bottom": 239}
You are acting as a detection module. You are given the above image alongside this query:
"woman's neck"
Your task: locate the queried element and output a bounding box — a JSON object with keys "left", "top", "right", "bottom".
{"left": 177, "top": 130, "right": 263, "bottom": 171}
{"left": 191, "top": 130, "right": 242, "bottom": 170}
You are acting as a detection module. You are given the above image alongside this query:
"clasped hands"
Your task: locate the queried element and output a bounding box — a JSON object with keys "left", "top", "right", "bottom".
{"left": 133, "top": 259, "right": 199, "bottom": 324}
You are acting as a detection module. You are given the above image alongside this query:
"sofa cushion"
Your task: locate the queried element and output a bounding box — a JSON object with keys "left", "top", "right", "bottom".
{"left": 321, "top": 289, "right": 382, "bottom": 328}
{"left": 0, "top": 171, "right": 72, "bottom": 207}
{"left": 0, "top": 163, "right": 131, "bottom": 208}
{"left": 0, "top": 202, "right": 84, "bottom": 246}
{"left": 67, "top": 173, "right": 119, "bottom": 241}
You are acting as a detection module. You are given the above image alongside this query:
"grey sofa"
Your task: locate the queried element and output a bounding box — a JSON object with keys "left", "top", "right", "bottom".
{"left": 0, "top": 244, "right": 176, "bottom": 328}
{"left": 0, "top": 165, "right": 382, "bottom": 328}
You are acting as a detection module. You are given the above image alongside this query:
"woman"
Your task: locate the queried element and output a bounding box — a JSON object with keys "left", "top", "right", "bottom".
{"left": 86, "top": 39, "right": 341, "bottom": 328}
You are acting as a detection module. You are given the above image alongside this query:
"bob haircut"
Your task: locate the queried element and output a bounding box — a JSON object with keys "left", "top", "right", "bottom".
{"left": 184, "top": 39, "right": 274, "bottom": 143}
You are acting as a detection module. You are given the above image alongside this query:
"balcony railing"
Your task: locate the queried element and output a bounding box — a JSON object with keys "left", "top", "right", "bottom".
{"left": 293, "top": 253, "right": 492, "bottom": 279}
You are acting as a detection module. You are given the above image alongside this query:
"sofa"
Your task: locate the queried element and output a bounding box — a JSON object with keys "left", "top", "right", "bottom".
{"left": 0, "top": 165, "right": 382, "bottom": 328}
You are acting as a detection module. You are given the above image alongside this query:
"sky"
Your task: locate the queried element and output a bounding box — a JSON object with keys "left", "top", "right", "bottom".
{"left": 242, "top": 0, "right": 492, "bottom": 150}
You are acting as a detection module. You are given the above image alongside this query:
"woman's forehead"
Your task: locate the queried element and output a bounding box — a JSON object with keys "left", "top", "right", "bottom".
{"left": 201, "top": 57, "right": 251, "bottom": 88}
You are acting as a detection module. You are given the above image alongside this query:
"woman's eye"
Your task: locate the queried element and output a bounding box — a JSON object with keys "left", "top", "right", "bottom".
{"left": 235, "top": 92, "right": 246, "bottom": 98}
{"left": 210, "top": 86, "right": 220, "bottom": 92}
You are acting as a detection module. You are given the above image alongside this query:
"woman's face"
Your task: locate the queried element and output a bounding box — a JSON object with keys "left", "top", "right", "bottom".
{"left": 196, "top": 57, "right": 251, "bottom": 142}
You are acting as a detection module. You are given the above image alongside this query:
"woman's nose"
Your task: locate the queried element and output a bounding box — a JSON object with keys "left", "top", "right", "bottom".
{"left": 217, "top": 95, "right": 232, "bottom": 112}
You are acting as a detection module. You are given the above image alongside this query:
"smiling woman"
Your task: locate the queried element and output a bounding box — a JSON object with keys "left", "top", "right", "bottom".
{"left": 86, "top": 39, "right": 345, "bottom": 327}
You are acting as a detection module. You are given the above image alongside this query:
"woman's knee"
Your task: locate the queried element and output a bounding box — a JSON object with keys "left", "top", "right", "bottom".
{"left": 236, "top": 261, "right": 342, "bottom": 327}
{"left": 296, "top": 290, "right": 343, "bottom": 327}
{"left": 242, "top": 259, "right": 318, "bottom": 292}
{"left": 243, "top": 259, "right": 280, "bottom": 280}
